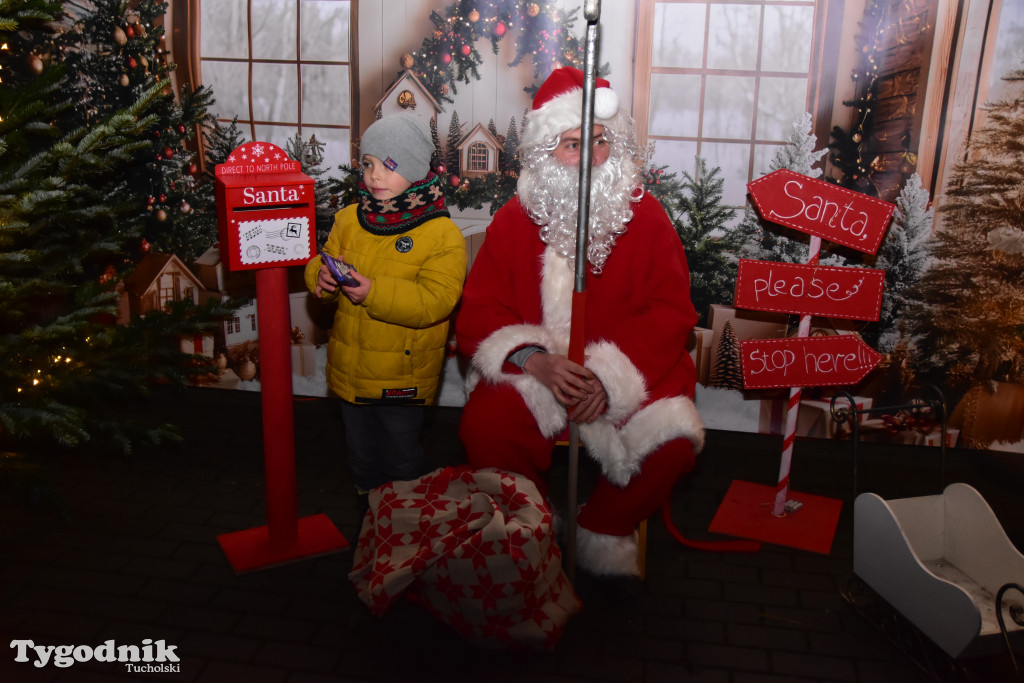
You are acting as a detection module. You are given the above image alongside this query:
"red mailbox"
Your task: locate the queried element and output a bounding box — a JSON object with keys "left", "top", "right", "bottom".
{"left": 215, "top": 141, "right": 315, "bottom": 271}
{"left": 213, "top": 141, "right": 348, "bottom": 573}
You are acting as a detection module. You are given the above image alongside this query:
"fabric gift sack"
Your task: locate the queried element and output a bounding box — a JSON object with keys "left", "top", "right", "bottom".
{"left": 348, "top": 466, "right": 581, "bottom": 649}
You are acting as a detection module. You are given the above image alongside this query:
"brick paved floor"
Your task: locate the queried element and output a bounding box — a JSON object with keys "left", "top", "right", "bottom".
{"left": 1, "top": 385, "right": 1021, "bottom": 682}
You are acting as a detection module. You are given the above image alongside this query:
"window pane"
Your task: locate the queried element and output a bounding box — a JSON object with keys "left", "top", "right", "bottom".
{"left": 703, "top": 75, "right": 755, "bottom": 139}
{"left": 652, "top": 3, "right": 706, "bottom": 68}
{"left": 706, "top": 4, "right": 761, "bottom": 71}
{"left": 650, "top": 139, "right": 699, "bottom": 178}
{"left": 202, "top": 60, "right": 250, "bottom": 119}
{"left": 988, "top": 0, "right": 1024, "bottom": 102}
{"left": 303, "top": 126, "right": 353, "bottom": 172}
{"left": 649, "top": 73, "right": 702, "bottom": 137}
{"left": 762, "top": 5, "right": 814, "bottom": 72}
{"left": 755, "top": 77, "right": 808, "bottom": 139}
{"left": 253, "top": 124, "right": 301, "bottom": 156}
{"left": 300, "top": 0, "right": 351, "bottom": 61}
{"left": 752, "top": 141, "right": 783, "bottom": 177}
{"left": 252, "top": 63, "right": 299, "bottom": 122}
{"left": 700, "top": 141, "right": 752, "bottom": 206}
{"left": 251, "top": 0, "right": 297, "bottom": 60}
{"left": 301, "top": 64, "right": 350, "bottom": 126}
{"left": 200, "top": 0, "right": 248, "bottom": 59}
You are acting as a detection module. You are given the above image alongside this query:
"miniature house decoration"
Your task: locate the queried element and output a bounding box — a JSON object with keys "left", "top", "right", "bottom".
{"left": 373, "top": 69, "right": 442, "bottom": 125}
{"left": 456, "top": 122, "right": 503, "bottom": 179}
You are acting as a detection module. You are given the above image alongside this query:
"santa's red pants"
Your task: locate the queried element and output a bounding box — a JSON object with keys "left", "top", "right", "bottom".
{"left": 459, "top": 381, "right": 696, "bottom": 536}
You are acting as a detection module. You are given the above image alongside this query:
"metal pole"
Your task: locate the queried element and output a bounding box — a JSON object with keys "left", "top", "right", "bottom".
{"left": 566, "top": 0, "right": 601, "bottom": 583}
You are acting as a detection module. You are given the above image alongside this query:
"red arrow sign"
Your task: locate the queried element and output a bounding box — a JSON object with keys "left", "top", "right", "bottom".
{"left": 735, "top": 259, "right": 886, "bottom": 321}
{"left": 740, "top": 335, "right": 882, "bottom": 389}
{"left": 747, "top": 169, "right": 895, "bottom": 255}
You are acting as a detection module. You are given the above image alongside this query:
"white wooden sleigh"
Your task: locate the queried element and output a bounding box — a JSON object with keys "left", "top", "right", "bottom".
{"left": 853, "top": 482, "right": 1024, "bottom": 660}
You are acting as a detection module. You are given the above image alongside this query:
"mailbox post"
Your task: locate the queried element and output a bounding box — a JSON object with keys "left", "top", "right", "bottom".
{"left": 214, "top": 142, "right": 348, "bottom": 572}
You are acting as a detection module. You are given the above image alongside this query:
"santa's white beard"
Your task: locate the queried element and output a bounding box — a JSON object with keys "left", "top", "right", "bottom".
{"left": 518, "top": 143, "right": 642, "bottom": 274}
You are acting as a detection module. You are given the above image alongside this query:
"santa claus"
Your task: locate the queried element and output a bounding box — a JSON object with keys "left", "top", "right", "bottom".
{"left": 456, "top": 67, "right": 704, "bottom": 577}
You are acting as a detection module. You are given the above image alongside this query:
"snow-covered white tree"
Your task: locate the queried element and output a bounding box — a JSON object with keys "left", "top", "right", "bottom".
{"left": 735, "top": 113, "right": 835, "bottom": 264}
{"left": 871, "top": 173, "right": 933, "bottom": 352}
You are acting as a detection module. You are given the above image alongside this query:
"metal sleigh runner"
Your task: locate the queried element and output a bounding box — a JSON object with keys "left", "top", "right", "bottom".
{"left": 830, "top": 387, "right": 1024, "bottom": 680}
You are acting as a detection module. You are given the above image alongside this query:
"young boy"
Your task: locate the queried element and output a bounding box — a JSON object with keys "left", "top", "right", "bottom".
{"left": 305, "top": 112, "right": 466, "bottom": 513}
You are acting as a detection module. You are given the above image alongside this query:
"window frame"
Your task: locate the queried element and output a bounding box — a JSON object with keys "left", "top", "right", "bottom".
{"left": 632, "top": 0, "right": 842, "bottom": 201}
{"left": 169, "top": 0, "right": 359, "bottom": 170}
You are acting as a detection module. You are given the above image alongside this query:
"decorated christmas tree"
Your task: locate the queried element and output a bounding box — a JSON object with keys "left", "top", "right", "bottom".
{"left": 904, "top": 92, "right": 1024, "bottom": 391}
{"left": 710, "top": 321, "right": 744, "bottom": 390}
{"left": 672, "top": 158, "right": 738, "bottom": 327}
{"left": 1, "top": 0, "right": 231, "bottom": 459}
{"left": 62, "top": 0, "right": 217, "bottom": 263}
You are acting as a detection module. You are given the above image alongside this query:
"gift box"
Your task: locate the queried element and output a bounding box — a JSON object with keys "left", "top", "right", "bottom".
{"left": 290, "top": 343, "right": 317, "bottom": 377}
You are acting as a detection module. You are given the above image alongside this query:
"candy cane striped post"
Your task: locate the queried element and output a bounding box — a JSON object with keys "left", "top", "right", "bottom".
{"left": 772, "top": 235, "right": 822, "bottom": 517}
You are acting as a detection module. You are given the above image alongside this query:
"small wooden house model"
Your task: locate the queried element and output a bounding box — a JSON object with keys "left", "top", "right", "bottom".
{"left": 120, "top": 251, "right": 215, "bottom": 356}
{"left": 456, "top": 123, "right": 503, "bottom": 179}
{"left": 373, "top": 70, "right": 442, "bottom": 126}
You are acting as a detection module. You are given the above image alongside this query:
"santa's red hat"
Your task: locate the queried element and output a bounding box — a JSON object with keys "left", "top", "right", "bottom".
{"left": 521, "top": 67, "right": 620, "bottom": 149}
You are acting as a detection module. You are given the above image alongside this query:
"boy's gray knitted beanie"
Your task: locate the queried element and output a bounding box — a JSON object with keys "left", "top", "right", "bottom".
{"left": 360, "top": 112, "right": 434, "bottom": 182}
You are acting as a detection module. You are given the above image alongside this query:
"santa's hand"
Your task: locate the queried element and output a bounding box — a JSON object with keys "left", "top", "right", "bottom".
{"left": 569, "top": 376, "right": 607, "bottom": 424}
{"left": 523, "top": 352, "right": 594, "bottom": 407}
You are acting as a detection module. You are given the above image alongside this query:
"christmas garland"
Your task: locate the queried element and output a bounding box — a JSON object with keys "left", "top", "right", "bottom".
{"left": 402, "top": 0, "right": 594, "bottom": 104}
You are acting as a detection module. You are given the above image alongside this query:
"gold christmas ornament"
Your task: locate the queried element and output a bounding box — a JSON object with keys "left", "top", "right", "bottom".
{"left": 527, "top": 3, "right": 540, "bottom": 17}
{"left": 113, "top": 26, "right": 127, "bottom": 45}
{"left": 469, "top": 10, "right": 480, "bottom": 22}
{"left": 119, "top": 73, "right": 130, "bottom": 86}
{"left": 27, "top": 54, "right": 43, "bottom": 74}
{"left": 400, "top": 52, "right": 414, "bottom": 69}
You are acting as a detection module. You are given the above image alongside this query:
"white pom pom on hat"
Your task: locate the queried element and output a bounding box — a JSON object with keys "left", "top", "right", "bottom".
{"left": 520, "top": 67, "right": 620, "bottom": 149}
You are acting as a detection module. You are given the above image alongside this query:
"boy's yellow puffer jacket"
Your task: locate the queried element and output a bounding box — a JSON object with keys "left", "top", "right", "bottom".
{"left": 305, "top": 204, "right": 466, "bottom": 404}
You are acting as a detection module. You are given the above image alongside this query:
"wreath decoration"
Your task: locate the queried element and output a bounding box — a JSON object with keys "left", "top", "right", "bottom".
{"left": 402, "top": 1, "right": 599, "bottom": 103}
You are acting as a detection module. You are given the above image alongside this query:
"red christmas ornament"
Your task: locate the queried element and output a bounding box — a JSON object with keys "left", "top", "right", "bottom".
{"left": 147, "top": 195, "right": 155, "bottom": 205}
{"left": 177, "top": 124, "right": 186, "bottom": 134}
{"left": 140, "top": 239, "right": 151, "bottom": 252}
{"left": 159, "top": 194, "right": 167, "bottom": 203}
{"left": 495, "top": 22, "right": 507, "bottom": 37}
{"left": 435, "top": 162, "right": 447, "bottom": 175}
{"left": 442, "top": 53, "right": 452, "bottom": 65}
{"left": 449, "top": 174, "right": 460, "bottom": 187}
{"left": 188, "top": 163, "right": 198, "bottom": 175}
{"left": 128, "top": 57, "right": 137, "bottom": 69}
{"left": 163, "top": 147, "right": 174, "bottom": 158}
{"left": 125, "top": 25, "right": 135, "bottom": 38}
{"left": 460, "top": 44, "right": 471, "bottom": 56}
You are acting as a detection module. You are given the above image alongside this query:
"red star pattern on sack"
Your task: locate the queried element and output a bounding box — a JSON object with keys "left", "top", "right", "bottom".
{"left": 517, "top": 602, "right": 554, "bottom": 631}
{"left": 469, "top": 573, "right": 513, "bottom": 612}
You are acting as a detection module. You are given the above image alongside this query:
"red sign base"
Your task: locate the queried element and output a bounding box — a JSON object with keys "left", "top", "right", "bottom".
{"left": 218, "top": 513, "right": 350, "bottom": 574}
{"left": 708, "top": 480, "right": 842, "bottom": 555}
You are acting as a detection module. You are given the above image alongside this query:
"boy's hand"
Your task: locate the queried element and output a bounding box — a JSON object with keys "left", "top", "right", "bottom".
{"left": 315, "top": 262, "right": 337, "bottom": 296}
{"left": 341, "top": 269, "right": 371, "bottom": 304}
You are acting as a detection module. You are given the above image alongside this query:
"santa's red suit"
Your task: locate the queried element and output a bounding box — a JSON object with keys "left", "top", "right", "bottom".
{"left": 456, "top": 192, "right": 705, "bottom": 576}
